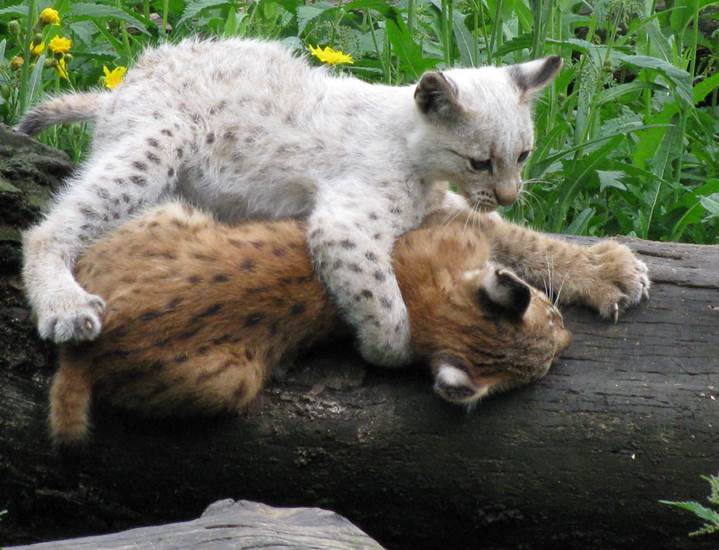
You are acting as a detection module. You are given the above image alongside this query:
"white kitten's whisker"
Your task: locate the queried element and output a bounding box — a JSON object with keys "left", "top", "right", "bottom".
{"left": 554, "top": 274, "right": 568, "bottom": 307}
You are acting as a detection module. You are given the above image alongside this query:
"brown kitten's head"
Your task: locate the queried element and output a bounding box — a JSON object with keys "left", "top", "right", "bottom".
{"left": 394, "top": 228, "right": 571, "bottom": 407}
{"left": 429, "top": 266, "right": 571, "bottom": 406}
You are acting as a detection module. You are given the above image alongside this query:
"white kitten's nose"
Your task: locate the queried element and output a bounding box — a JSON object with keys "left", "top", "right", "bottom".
{"left": 494, "top": 184, "right": 519, "bottom": 206}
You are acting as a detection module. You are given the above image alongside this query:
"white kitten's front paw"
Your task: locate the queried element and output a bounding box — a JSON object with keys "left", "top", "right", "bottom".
{"left": 37, "top": 289, "right": 106, "bottom": 343}
{"left": 585, "top": 240, "right": 650, "bottom": 321}
{"left": 357, "top": 316, "right": 412, "bottom": 368}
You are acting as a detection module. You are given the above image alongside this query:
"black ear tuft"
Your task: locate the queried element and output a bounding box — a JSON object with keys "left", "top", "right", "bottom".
{"left": 414, "top": 71, "right": 462, "bottom": 120}
{"left": 477, "top": 269, "right": 531, "bottom": 321}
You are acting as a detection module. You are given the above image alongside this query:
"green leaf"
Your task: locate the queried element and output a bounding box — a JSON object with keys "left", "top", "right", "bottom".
{"left": 700, "top": 194, "right": 719, "bottom": 220}
{"left": 452, "top": 11, "right": 475, "bottom": 66}
{"left": 178, "top": 0, "right": 232, "bottom": 28}
{"left": 385, "top": 18, "right": 437, "bottom": 79}
{"left": 223, "top": 6, "right": 238, "bottom": 37}
{"left": 0, "top": 5, "right": 28, "bottom": 17}
{"left": 69, "top": 3, "right": 150, "bottom": 34}
{"left": 670, "top": 179, "right": 719, "bottom": 240}
{"left": 615, "top": 53, "right": 692, "bottom": 104}
{"left": 565, "top": 207, "right": 595, "bottom": 235}
{"left": 693, "top": 72, "right": 719, "bottom": 105}
{"left": 297, "top": 5, "right": 327, "bottom": 34}
{"left": 597, "top": 170, "right": 627, "bottom": 192}
{"left": 660, "top": 500, "right": 719, "bottom": 523}
{"left": 596, "top": 82, "right": 666, "bottom": 106}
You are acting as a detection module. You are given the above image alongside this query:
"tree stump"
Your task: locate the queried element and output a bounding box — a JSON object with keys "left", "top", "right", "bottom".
{"left": 0, "top": 124, "right": 717, "bottom": 549}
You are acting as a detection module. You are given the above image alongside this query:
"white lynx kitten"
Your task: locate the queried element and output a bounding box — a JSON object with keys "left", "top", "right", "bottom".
{"left": 19, "top": 38, "right": 562, "bottom": 366}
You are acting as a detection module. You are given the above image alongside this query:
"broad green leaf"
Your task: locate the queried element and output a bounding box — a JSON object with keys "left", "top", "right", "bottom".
{"left": 615, "top": 53, "right": 692, "bottom": 104}
{"left": 700, "top": 194, "right": 719, "bottom": 220}
{"left": 670, "top": 179, "right": 719, "bottom": 240}
{"left": 0, "top": 5, "right": 27, "bottom": 17}
{"left": 596, "top": 82, "right": 666, "bottom": 106}
{"left": 385, "top": 18, "right": 437, "bottom": 78}
{"left": 597, "top": 170, "right": 627, "bottom": 192}
{"left": 565, "top": 207, "right": 595, "bottom": 235}
{"left": 178, "top": 0, "right": 232, "bottom": 27}
{"left": 452, "top": 11, "right": 475, "bottom": 66}
{"left": 223, "top": 6, "right": 238, "bottom": 37}
{"left": 70, "top": 3, "right": 150, "bottom": 33}
{"left": 660, "top": 500, "right": 719, "bottom": 523}
{"left": 23, "top": 53, "right": 46, "bottom": 115}
{"left": 693, "top": 72, "right": 719, "bottom": 104}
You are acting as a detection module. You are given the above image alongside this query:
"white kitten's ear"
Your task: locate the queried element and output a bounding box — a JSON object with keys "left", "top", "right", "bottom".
{"left": 508, "top": 56, "right": 563, "bottom": 101}
{"left": 414, "top": 71, "right": 463, "bottom": 121}
{"left": 476, "top": 267, "right": 531, "bottom": 320}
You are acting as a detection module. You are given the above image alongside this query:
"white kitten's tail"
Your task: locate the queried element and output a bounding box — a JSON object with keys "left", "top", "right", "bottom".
{"left": 49, "top": 350, "right": 93, "bottom": 447}
{"left": 16, "top": 92, "right": 104, "bottom": 136}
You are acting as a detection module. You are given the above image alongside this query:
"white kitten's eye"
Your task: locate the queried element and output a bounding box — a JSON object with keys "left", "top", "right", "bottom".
{"left": 518, "top": 150, "right": 530, "bottom": 163}
{"left": 469, "top": 158, "right": 492, "bottom": 173}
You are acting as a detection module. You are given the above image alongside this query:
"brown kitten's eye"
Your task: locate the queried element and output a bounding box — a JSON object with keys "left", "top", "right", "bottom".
{"left": 469, "top": 158, "right": 492, "bottom": 173}
{"left": 518, "top": 150, "right": 530, "bottom": 163}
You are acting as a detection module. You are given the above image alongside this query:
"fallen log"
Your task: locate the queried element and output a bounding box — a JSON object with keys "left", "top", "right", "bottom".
{"left": 1, "top": 123, "right": 718, "bottom": 550}
{"left": 8, "top": 499, "right": 383, "bottom": 549}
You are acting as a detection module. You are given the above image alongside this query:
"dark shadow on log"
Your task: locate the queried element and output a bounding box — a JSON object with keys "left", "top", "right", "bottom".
{"left": 1, "top": 124, "right": 718, "bottom": 549}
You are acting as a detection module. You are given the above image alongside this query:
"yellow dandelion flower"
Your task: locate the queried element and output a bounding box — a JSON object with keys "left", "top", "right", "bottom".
{"left": 39, "top": 7, "right": 61, "bottom": 25}
{"left": 308, "top": 44, "right": 353, "bottom": 66}
{"left": 56, "top": 57, "right": 69, "bottom": 80}
{"left": 103, "top": 65, "right": 127, "bottom": 90}
{"left": 30, "top": 41, "right": 45, "bottom": 56}
{"left": 49, "top": 36, "right": 72, "bottom": 55}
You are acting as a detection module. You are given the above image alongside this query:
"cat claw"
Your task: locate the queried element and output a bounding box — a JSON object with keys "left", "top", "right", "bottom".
{"left": 613, "top": 303, "right": 619, "bottom": 324}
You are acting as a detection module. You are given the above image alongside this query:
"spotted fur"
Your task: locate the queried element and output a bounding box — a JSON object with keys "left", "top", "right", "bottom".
{"left": 19, "top": 37, "right": 562, "bottom": 367}
{"left": 49, "top": 202, "right": 571, "bottom": 445}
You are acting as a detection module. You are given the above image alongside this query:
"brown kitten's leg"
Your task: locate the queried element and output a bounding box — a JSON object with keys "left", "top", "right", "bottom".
{"left": 176, "top": 347, "right": 268, "bottom": 414}
{"left": 475, "top": 213, "right": 649, "bottom": 320}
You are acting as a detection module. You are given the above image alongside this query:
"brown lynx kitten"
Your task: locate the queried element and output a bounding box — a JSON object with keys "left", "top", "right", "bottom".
{"left": 50, "top": 202, "right": 572, "bottom": 445}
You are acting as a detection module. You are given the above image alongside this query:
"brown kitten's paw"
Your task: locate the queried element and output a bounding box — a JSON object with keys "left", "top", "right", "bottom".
{"left": 585, "top": 240, "right": 650, "bottom": 321}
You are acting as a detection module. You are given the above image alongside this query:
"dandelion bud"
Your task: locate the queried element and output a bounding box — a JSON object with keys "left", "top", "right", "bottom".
{"left": 44, "top": 58, "right": 58, "bottom": 68}
{"left": 63, "top": 53, "right": 73, "bottom": 61}
{"left": 34, "top": 33, "right": 44, "bottom": 44}
{"left": 10, "top": 55, "right": 24, "bottom": 71}
{"left": 8, "top": 20, "right": 20, "bottom": 35}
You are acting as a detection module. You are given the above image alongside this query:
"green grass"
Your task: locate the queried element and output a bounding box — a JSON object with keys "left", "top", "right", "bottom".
{"left": 0, "top": 0, "right": 717, "bottom": 243}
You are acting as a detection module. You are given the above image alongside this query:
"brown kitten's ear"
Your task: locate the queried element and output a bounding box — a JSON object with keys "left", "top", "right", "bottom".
{"left": 476, "top": 268, "right": 531, "bottom": 320}
{"left": 433, "top": 362, "right": 484, "bottom": 404}
{"left": 508, "top": 56, "right": 563, "bottom": 101}
{"left": 414, "top": 71, "right": 462, "bottom": 120}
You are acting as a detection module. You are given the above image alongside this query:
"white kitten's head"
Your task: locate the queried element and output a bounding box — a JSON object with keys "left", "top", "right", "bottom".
{"left": 410, "top": 57, "right": 562, "bottom": 211}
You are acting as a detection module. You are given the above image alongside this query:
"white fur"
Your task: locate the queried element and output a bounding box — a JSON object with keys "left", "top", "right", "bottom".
{"left": 21, "top": 38, "right": 557, "bottom": 365}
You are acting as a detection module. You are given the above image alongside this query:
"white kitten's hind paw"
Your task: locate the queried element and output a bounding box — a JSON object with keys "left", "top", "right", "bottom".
{"left": 585, "top": 240, "right": 650, "bottom": 321}
{"left": 37, "top": 290, "right": 105, "bottom": 343}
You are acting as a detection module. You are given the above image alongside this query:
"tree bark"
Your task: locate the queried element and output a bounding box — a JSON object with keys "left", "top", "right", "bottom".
{"left": 1, "top": 123, "right": 717, "bottom": 550}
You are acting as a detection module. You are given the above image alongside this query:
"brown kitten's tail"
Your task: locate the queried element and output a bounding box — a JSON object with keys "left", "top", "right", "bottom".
{"left": 16, "top": 92, "right": 104, "bottom": 136}
{"left": 49, "top": 351, "right": 93, "bottom": 446}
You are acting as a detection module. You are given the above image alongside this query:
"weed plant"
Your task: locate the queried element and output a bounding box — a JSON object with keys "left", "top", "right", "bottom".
{"left": 0, "top": 0, "right": 717, "bottom": 242}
